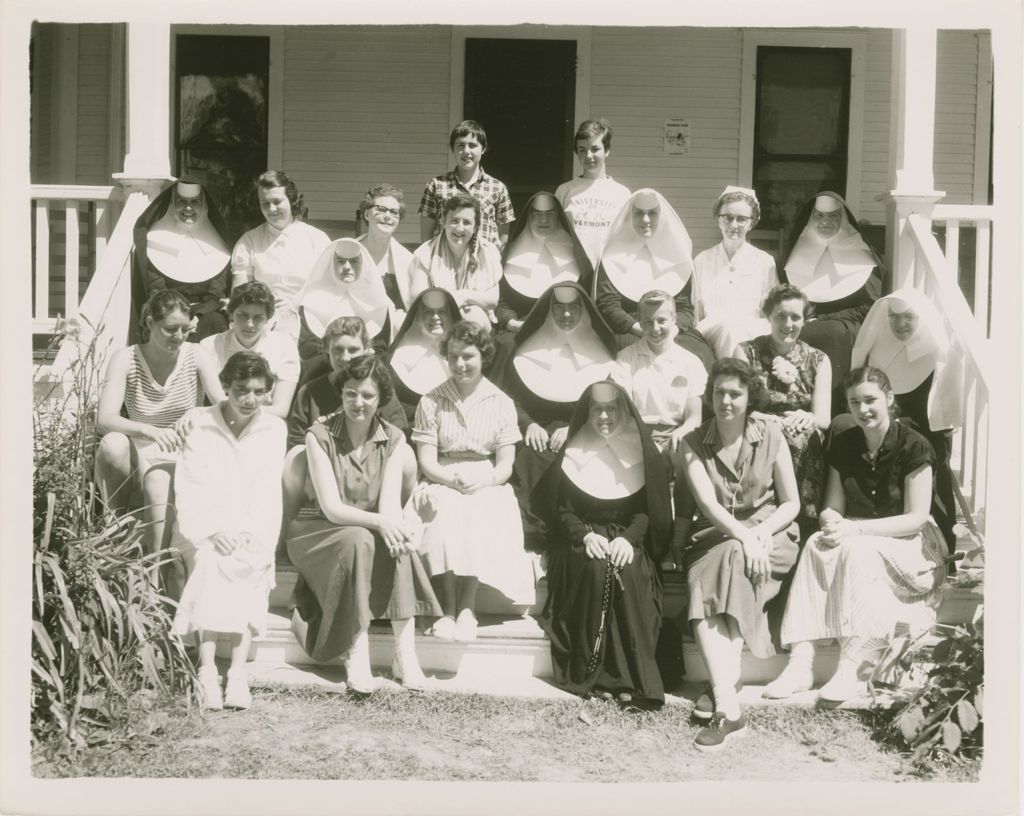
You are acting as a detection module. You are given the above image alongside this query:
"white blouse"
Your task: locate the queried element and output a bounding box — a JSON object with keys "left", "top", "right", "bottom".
{"left": 231, "top": 221, "right": 332, "bottom": 337}
{"left": 172, "top": 407, "right": 287, "bottom": 559}
{"left": 692, "top": 242, "right": 778, "bottom": 326}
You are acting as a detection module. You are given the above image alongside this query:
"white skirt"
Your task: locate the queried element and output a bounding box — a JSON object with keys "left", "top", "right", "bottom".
{"left": 412, "top": 458, "right": 536, "bottom": 605}
{"left": 172, "top": 541, "right": 275, "bottom": 638}
{"left": 779, "top": 519, "right": 946, "bottom": 646}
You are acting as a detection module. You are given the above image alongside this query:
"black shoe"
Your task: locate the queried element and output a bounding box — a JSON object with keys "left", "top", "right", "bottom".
{"left": 694, "top": 712, "right": 747, "bottom": 752}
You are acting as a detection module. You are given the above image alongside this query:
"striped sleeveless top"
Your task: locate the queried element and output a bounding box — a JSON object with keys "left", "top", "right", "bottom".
{"left": 124, "top": 344, "right": 204, "bottom": 428}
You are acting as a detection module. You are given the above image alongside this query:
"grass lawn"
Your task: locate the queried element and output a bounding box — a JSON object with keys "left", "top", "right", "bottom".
{"left": 33, "top": 685, "right": 980, "bottom": 782}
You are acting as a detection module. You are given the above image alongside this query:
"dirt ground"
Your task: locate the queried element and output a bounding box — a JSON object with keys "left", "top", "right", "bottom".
{"left": 33, "top": 685, "right": 980, "bottom": 783}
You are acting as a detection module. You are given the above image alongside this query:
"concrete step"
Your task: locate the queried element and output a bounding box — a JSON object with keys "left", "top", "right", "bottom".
{"left": 268, "top": 565, "right": 692, "bottom": 620}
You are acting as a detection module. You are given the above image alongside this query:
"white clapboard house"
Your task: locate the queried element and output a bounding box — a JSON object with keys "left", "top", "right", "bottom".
{"left": 26, "top": 20, "right": 1014, "bottom": 692}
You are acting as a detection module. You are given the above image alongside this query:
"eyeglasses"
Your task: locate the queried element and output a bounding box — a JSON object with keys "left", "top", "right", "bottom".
{"left": 341, "top": 388, "right": 380, "bottom": 403}
{"left": 719, "top": 215, "right": 752, "bottom": 226}
{"left": 371, "top": 205, "right": 401, "bottom": 219}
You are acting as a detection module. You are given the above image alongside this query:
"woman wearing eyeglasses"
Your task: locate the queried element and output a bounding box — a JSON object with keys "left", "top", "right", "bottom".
{"left": 691, "top": 187, "right": 780, "bottom": 360}
{"left": 356, "top": 184, "right": 416, "bottom": 326}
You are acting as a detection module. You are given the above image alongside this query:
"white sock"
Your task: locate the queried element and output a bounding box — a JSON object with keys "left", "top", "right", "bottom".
{"left": 713, "top": 683, "right": 741, "bottom": 720}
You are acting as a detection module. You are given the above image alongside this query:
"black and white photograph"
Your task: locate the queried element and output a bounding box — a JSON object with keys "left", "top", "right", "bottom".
{"left": 1, "top": 1, "right": 1020, "bottom": 814}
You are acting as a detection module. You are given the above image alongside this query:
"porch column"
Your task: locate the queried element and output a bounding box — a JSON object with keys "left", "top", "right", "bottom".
{"left": 882, "top": 27, "right": 945, "bottom": 291}
{"left": 116, "top": 21, "right": 172, "bottom": 187}
{"left": 101, "top": 22, "right": 173, "bottom": 358}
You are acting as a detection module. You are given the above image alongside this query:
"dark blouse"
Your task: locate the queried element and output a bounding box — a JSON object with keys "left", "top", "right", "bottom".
{"left": 594, "top": 269, "right": 697, "bottom": 335}
{"left": 557, "top": 479, "right": 649, "bottom": 552}
{"left": 287, "top": 370, "right": 408, "bottom": 449}
{"left": 825, "top": 420, "right": 935, "bottom": 519}
{"left": 495, "top": 354, "right": 576, "bottom": 433}
{"left": 144, "top": 267, "right": 229, "bottom": 315}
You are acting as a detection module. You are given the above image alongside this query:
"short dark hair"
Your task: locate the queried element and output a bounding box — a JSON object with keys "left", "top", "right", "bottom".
{"left": 357, "top": 183, "right": 406, "bottom": 226}
{"left": 336, "top": 351, "right": 394, "bottom": 407}
{"left": 704, "top": 357, "right": 766, "bottom": 413}
{"left": 449, "top": 120, "right": 488, "bottom": 152}
{"left": 140, "top": 290, "right": 192, "bottom": 342}
{"left": 574, "top": 119, "right": 613, "bottom": 151}
{"left": 761, "top": 284, "right": 811, "bottom": 320}
{"left": 713, "top": 190, "right": 761, "bottom": 227}
{"left": 323, "top": 315, "right": 370, "bottom": 348}
{"left": 442, "top": 191, "right": 481, "bottom": 227}
{"left": 442, "top": 320, "right": 496, "bottom": 368}
{"left": 637, "top": 289, "right": 676, "bottom": 318}
{"left": 842, "top": 365, "right": 893, "bottom": 395}
{"left": 227, "top": 281, "right": 276, "bottom": 319}
{"left": 256, "top": 170, "right": 306, "bottom": 220}
{"left": 219, "top": 350, "right": 276, "bottom": 391}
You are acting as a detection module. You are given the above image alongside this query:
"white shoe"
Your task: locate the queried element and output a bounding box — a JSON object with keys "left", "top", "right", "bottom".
{"left": 391, "top": 653, "right": 429, "bottom": 693}
{"left": 764, "top": 662, "right": 814, "bottom": 699}
{"left": 223, "top": 669, "right": 252, "bottom": 710}
{"left": 454, "top": 609, "right": 478, "bottom": 643}
{"left": 817, "top": 664, "right": 865, "bottom": 703}
{"left": 428, "top": 615, "right": 456, "bottom": 641}
{"left": 198, "top": 666, "right": 223, "bottom": 711}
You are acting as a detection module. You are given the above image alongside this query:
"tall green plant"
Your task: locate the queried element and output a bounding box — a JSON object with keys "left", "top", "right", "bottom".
{"left": 32, "top": 321, "right": 197, "bottom": 755}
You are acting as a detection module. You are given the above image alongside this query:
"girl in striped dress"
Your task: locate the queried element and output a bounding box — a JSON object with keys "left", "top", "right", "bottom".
{"left": 95, "top": 291, "right": 225, "bottom": 589}
{"left": 764, "top": 366, "right": 947, "bottom": 703}
{"left": 410, "top": 321, "right": 537, "bottom": 642}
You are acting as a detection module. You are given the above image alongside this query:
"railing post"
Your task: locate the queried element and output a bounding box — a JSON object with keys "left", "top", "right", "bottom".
{"left": 882, "top": 28, "right": 945, "bottom": 293}
{"left": 33, "top": 202, "right": 49, "bottom": 322}
{"left": 64, "top": 201, "right": 80, "bottom": 322}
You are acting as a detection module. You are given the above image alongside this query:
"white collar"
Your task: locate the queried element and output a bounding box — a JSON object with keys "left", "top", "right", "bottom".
{"left": 513, "top": 313, "right": 614, "bottom": 403}
{"left": 600, "top": 189, "right": 693, "bottom": 301}
{"left": 145, "top": 210, "right": 231, "bottom": 283}
{"left": 297, "top": 240, "right": 392, "bottom": 337}
{"left": 784, "top": 214, "right": 876, "bottom": 302}
{"left": 503, "top": 230, "right": 580, "bottom": 298}
{"left": 562, "top": 421, "right": 645, "bottom": 500}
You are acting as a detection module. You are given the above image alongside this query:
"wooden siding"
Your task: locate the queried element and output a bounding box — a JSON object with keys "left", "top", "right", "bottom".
{"left": 588, "top": 27, "right": 744, "bottom": 255}
{"left": 31, "top": 24, "right": 53, "bottom": 183}
{"left": 281, "top": 25, "right": 452, "bottom": 245}
{"left": 75, "top": 25, "right": 113, "bottom": 185}
{"left": 860, "top": 30, "right": 893, "bottom": 226}
{"left": 935, "top": 30, "right": 986, "bottom": 204}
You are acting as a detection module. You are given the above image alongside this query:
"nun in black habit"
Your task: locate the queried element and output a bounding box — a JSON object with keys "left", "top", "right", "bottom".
{"left": 385, "top": 287, "right": 461, "bottom": 428}
{"left": 130, "top": 179, "right": 233, "bottom": 342}
{"left": 495, "top": 191, "right": 596, "bottom": 334}
{"left": 780, "top": 191, "right": 883, "bottom": 411}
{"left": 496, "top": 281, "right": 617, "bottom": 552}
{"left": 531, "top": 380, "right": 672, "bottom": 707}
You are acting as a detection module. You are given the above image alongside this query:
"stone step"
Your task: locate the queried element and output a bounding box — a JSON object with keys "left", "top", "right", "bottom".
{"left": 268, "top": 565, "right": 692, "bottom": 620}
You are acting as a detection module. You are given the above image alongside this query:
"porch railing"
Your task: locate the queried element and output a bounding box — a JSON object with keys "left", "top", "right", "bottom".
{"left": 31, "top": 185, "right": 122, "bottom": 336}
{"left": 931, "top": 203, "right": 993, "bottom": 339}
{"left": 904, "top": 212, "right": 991, "bottom": 531}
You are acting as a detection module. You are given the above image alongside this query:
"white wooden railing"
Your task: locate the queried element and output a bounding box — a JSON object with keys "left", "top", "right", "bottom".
{"left": 46, "top": 190, "right": 154, "bottom": 384}
{"left": 904, "top": 212, "right": 991, "bottom": 531}
{"left": 931, "top": 204, "right": 993, "bottom": 339}
{"left": 31, "top": 185, "right": 122, "bottom": 336}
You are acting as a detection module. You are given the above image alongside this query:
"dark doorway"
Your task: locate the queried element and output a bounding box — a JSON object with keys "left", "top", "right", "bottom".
{"left": 175, "top": 34, "right": 269, "bottom": 243}
{"left": 463, "top": 38, "right": 577, "bottom": 217}
{"left": 753, "top": 46, "right": 852, "bottom": 247}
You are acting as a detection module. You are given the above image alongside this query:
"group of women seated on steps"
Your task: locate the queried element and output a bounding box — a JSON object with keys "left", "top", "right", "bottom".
{"left": 93, "top": 153, "right": 961, "bottom": 753}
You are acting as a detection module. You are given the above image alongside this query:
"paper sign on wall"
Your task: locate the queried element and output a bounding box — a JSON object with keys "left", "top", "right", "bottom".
{"left": 664, "top": 118, "right": 690, "bottom": 155}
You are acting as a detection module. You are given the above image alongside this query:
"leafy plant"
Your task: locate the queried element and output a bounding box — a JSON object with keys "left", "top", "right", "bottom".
{"left": 32, "top": 322, "right": 197, "bottom": 756}
{"left": 868, "top": 617, "right": 983, "bottom": 767}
